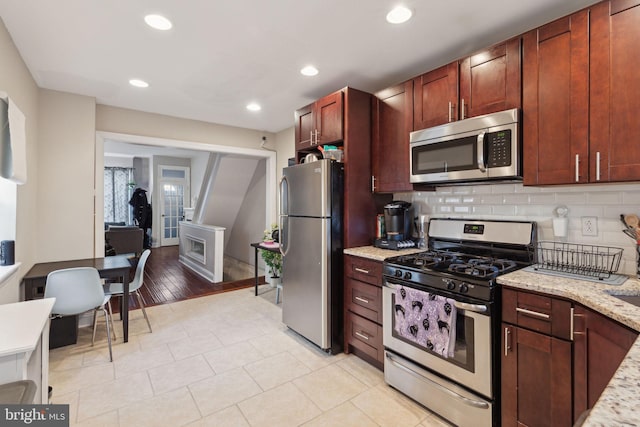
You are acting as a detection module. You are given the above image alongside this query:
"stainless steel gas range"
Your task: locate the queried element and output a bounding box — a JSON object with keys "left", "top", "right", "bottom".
{"left": 382, "top": 218, "right": 536, "bottom": 427}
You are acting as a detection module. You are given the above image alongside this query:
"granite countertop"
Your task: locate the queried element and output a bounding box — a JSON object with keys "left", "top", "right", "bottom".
{"left": 343, "top": 245, "right": 426, "bottom": 262}
{"left": 345, "top": 246, "right": 640, "bottom": 426}
{"left": 498, "top": 269, "right": 640, "bottom": 427}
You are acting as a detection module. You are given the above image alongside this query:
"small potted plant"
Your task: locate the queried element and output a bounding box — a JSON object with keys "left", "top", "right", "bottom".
{"left": 261, "top": 224, "right": 282, "bottom": 285}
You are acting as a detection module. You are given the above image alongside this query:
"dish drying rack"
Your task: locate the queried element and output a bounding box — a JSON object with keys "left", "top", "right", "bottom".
{"left": 533, "top": 241, "right": 624, "bottom": 280}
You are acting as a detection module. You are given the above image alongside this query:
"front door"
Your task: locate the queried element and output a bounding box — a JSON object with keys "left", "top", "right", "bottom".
{"left": 159, "top": 165, "right": 190, "bottom": 246}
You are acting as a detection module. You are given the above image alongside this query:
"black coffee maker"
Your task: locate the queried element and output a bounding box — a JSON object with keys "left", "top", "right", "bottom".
{"left": 374, "top": 201, "right": 415, "bottom": 250}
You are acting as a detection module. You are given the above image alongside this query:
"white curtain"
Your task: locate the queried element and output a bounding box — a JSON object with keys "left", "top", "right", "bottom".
{"left": 104, "top": 167, "right": 134, "bottom": 224}
{"left": 0, "top": 94, "right": 27, "bottom": 184}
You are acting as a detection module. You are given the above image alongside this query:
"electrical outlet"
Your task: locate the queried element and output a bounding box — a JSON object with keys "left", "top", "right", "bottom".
{"left": 581, "top": 216, "right": 598, "bottom": 236}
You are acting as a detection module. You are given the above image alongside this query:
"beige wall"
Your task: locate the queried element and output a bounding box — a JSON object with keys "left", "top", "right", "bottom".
{"left": 96, "top": 105, "right": 274, "bottom": 150}
{"left": 274, "top": 126, "right": 294, "bottom": 184}
{"left": 37, "top": 90, "right": 97, "bottom": 261}
{"left": 0, "top": 18, "right": 39, "bottom": 303}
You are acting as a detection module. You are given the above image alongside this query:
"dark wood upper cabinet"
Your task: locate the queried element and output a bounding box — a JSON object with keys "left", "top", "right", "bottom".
{"left": 315, "top": 91, "right": 343, "bottom": 146}
{"left": 522, "top": 10, "right": 589, "bottom": 185}
{"left": 372, "top": 81, "right": 414, "bottom": 193}
{"left": 524, "top": 0, "right": 640, "bottom": 185}
{"left": 413, "top": 62, "right": 459, "bottom": 130}
{"left": 294, "top": 90, "right": 344, "bottom": 155}
{"left": 590, "top": 0, "right": 640, "bottom": 182}
{"left": 459, "top": 38, "right": 522, "bottom": 119}
{"left": 413, "top": 39, "right": 521, "bottom": 132}
{"left": 294, "top": 103, "right": 314, "bottom": 151}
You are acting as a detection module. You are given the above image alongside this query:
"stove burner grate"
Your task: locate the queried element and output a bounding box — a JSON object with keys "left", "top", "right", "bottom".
{"left": 448, "top": 258, "right": 518, "bottom": 278}
{"left": 399, "top": 251, "right": 463, "bottom": 267}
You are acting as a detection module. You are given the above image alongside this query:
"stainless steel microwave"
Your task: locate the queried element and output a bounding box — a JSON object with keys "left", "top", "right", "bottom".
{"left": 410, "top": 108, "right": 521, "bottom": 185}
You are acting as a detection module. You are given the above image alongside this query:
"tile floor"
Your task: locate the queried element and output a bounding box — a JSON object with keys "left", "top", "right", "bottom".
{"left": 49, "top": 285, "right": 453, "bottom": 427}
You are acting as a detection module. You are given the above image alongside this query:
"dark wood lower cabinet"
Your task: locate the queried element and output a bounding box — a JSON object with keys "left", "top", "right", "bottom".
{"left": 501, "top": 324, "right": 573, "bottom": 427}
{"left": 501, "top": 287, "right": 639, "bottom": 425}
{"left": 344, "top": 255, "right": 384, "bottom": 370}
{"left": 573, "top": 305, "right": 638, "bottom": 421}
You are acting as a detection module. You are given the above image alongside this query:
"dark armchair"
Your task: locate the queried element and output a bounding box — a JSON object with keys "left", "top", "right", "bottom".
{"left": 105, "top": 226, "right": 144, "bottom": 256}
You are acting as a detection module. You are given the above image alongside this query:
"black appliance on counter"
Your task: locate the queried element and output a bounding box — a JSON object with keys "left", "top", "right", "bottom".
{"left": 382, "top": 218, "right": 536, "bottom": 427}
{"left": 374, "top": 201, "right": 415, "bottom": 250}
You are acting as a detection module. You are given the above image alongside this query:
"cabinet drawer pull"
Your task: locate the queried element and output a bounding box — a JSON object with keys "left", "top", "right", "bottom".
{"left": 354, "top": 267, "right": 370, "bottom": 274}
{"left": 355, "top": 296, "right": 370, "bottom": 304}
{"left": 516, "top": 307, "right": 550, "bottom": 319}
{"left": 354, "top": 331, "right": 369, "bottom": 340}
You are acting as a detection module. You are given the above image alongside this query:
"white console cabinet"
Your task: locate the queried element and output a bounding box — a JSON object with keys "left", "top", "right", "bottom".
{"left": 0, "top": 298, "right": 54, "bottom": 403}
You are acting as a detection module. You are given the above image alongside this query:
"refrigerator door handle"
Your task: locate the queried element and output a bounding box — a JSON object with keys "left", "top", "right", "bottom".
{"left": 279, "top": 176, "right": 289, "bottom": 257}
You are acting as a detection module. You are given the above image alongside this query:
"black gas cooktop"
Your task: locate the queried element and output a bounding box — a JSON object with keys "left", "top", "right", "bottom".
{"left": 385, "top": 250, "right": 520, "bottom": 280}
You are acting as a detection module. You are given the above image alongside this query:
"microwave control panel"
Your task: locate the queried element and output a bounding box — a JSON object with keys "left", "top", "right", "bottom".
{"left": 486, "top": 130, "right": 512, "bottom": 167}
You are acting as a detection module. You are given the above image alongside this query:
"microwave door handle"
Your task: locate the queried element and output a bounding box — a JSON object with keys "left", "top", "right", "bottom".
{"left": 477, "top": 132, "right": 487, "bottom": 173}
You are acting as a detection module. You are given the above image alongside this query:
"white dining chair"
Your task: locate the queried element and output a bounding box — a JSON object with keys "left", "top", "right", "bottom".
{"left": 45, "top": 267, "right": 114, "bottom": 362}
{"left": 103, "top": 249, "right": 153, "bottom": 333}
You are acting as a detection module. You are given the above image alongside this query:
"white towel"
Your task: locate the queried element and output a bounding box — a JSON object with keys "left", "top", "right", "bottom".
{"left": 0, "top": 91, "right": 27, "bottom": 184}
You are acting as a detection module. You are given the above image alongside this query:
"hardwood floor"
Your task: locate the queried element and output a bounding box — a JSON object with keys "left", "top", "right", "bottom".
{"left": 109, "top": 245, "right": 261, "bottom": 312}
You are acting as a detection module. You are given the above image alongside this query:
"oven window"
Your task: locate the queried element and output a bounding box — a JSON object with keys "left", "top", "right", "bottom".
{"left": 391, "top": 292, "right": 475, "bottom": 373}
{"left": 413, "top": 135, "right": 477, "bottom": 174}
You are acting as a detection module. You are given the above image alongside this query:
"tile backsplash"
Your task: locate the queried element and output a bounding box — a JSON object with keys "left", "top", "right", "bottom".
{"left": 397, "top": 182, "right": 640, "bottom": 276}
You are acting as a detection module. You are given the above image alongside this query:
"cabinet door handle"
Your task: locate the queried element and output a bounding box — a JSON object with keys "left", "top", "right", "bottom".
{"left": 461, "top": 98, "right": 466, "bottom": 120}
{"left": 504, "top": 326, "right": 511, "bottom": 356}
{"left": 354, "top": 267, "right": 370, "bottom": 274}
{"left": 314, "top": 129, "right": 319, "bottom": 145}
{"left": 371, "top": 175, "right": 376, "bottom": 192}
{"left": 355, "top": 296, "right": 370, "bottom": 304}
{"left": 516, "top": 307, "right": 550, "bottom": 319}
{"left": 448, "top": 101, "right": 453, "bottom": 122}
{"left": 575, "top": 154, "right": 580, "bottom": 182}
{"left": 596, "top": 151, "right": 601, "bottom": 181}
{"left": 309, "top": 130, "right": 313, "bottom": 145}
{"left": 355, "top": 331, "right": 369, "bottom": 340}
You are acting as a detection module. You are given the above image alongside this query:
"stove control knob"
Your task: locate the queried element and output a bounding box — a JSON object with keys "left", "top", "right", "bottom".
{"left": 445, "top": 280, "right": 456, "bottom": 291}
{"left": 459, "top": 283, "right": 469, "bottom": 293}
{"left": 395, "top": 269, "right": 403, "bottom": 278}
{"left": 404, "top": 271, "right": 412, "bottom": 280}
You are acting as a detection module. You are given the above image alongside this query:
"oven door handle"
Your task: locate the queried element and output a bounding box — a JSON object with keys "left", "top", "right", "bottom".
{"left": 454, "top": 301, "right": 488, "bottom": 314}
{"left": 385, "top": 352, "right": 490, "bottom": 410}
{"left": 384, "top": 282, "right": 488, "bottom": 314}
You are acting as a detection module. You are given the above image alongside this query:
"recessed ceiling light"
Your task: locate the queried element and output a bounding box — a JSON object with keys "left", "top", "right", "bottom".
{"left": 386, "top": 6, "right": 413, "bottom": 24}
{"left": 246, "top": 103, "right": 261, "bottom": 112}
{"left": 144, "top": 14, "right": 173, "bottom": 30}
{"left": 300, "top": 65, "right": 319, "bottom": 76}
{"left": 129, "top": 79, "right": 149, "bottom": 88}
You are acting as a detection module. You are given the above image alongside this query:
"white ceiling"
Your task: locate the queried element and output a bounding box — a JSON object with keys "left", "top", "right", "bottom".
{"left": 1, "top": 0, "right": 598, "bottom": 134}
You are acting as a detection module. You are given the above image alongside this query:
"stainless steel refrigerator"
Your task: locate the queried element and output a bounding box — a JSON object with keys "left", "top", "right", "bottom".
{"left": 279, "top": 159, "right": 343, "bottom": 353}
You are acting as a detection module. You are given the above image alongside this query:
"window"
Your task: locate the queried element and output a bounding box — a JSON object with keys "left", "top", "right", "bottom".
{"left": 104, "top": 167, "right": 134, "bottom": 225}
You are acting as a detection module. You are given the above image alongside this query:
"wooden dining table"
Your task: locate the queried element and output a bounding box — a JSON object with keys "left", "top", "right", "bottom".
{"left": 22, "top": 254, "right": 134, "bottom": 344}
